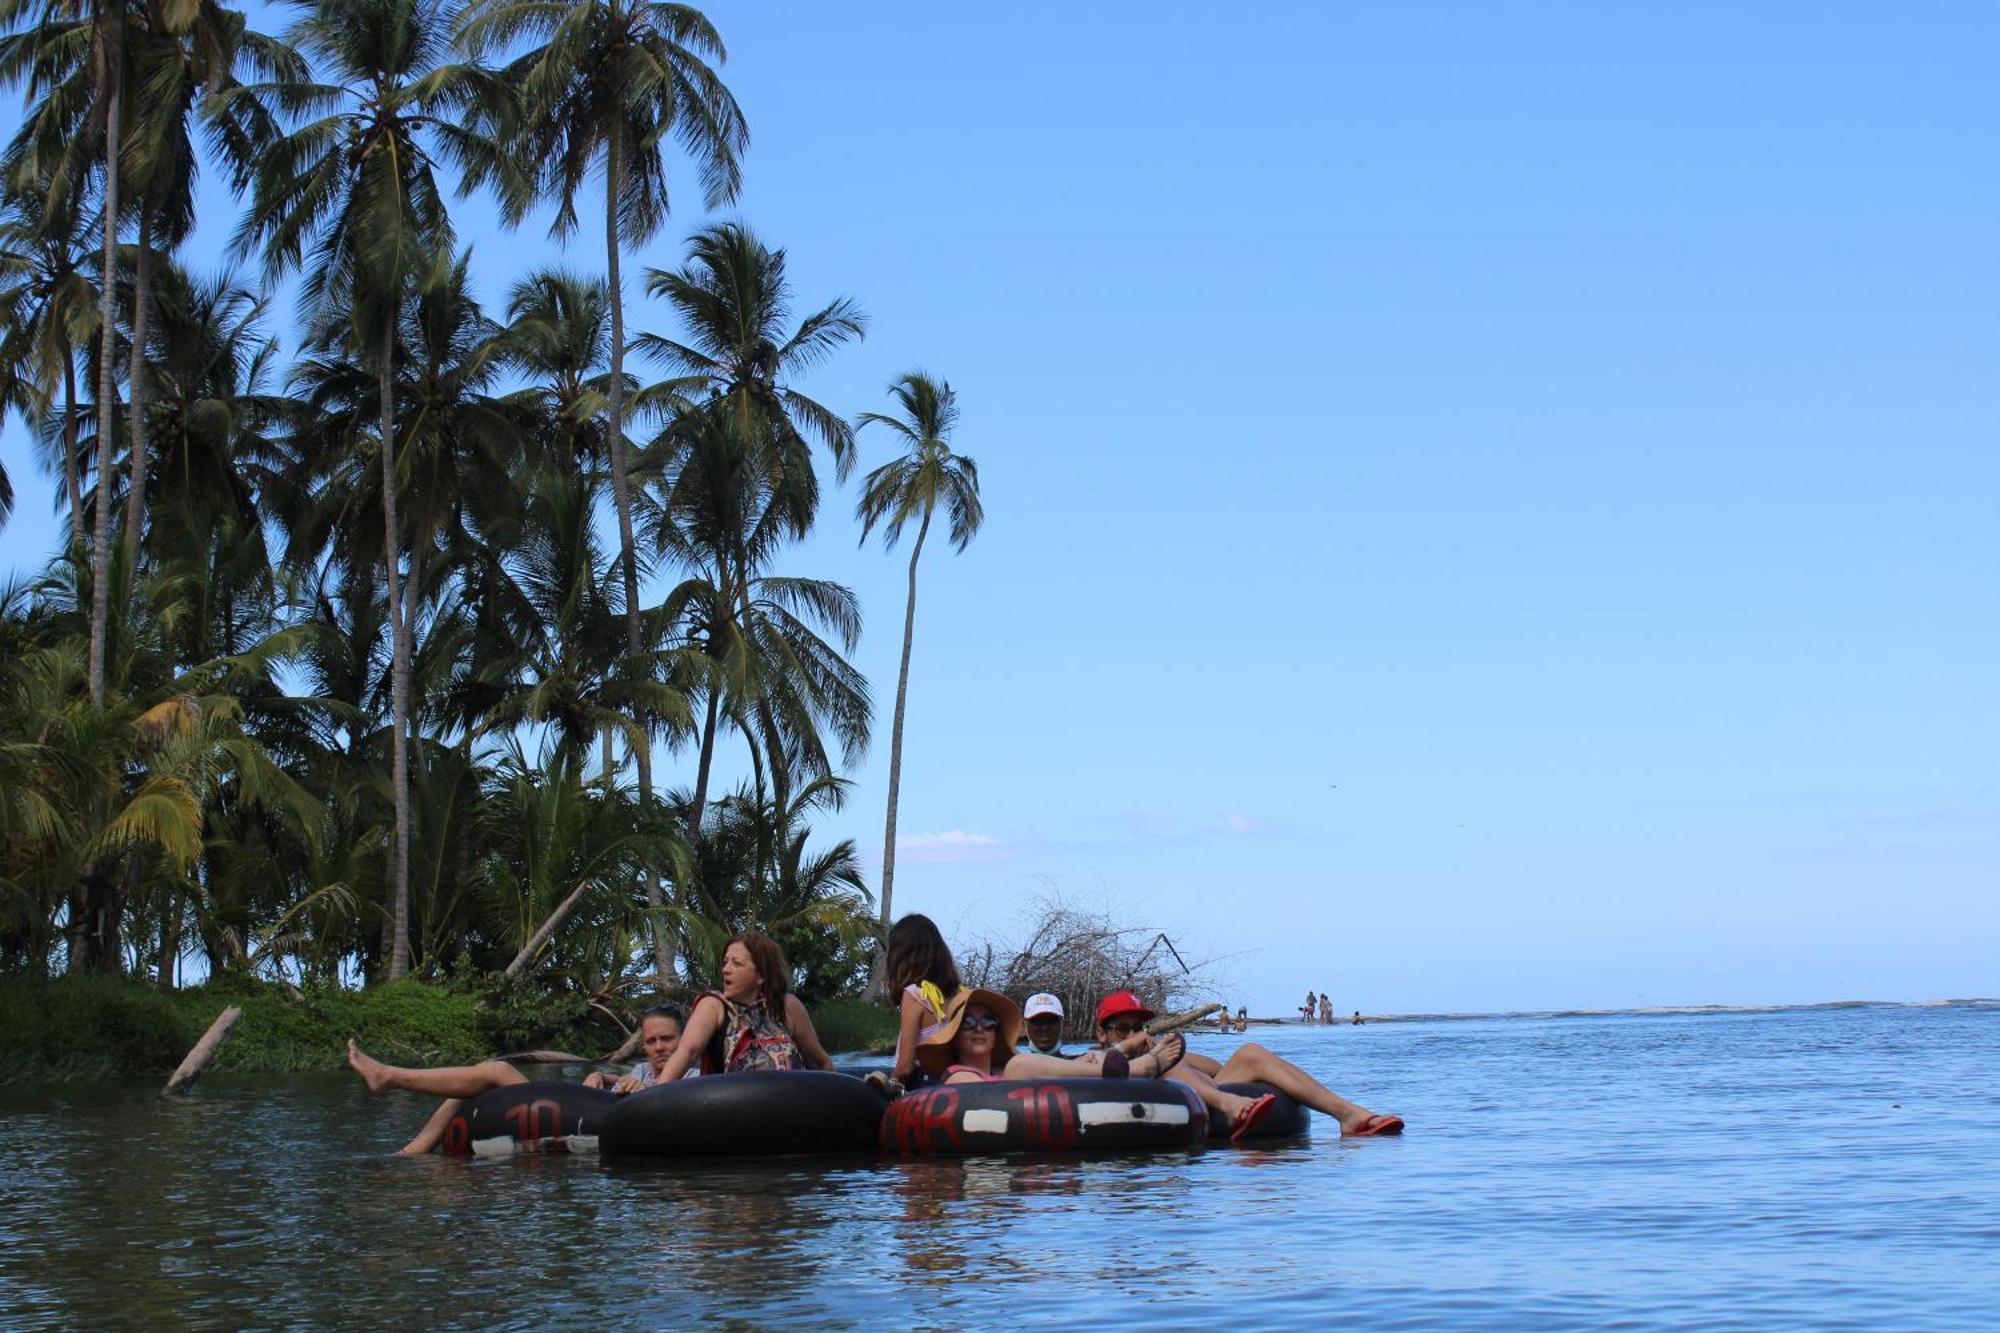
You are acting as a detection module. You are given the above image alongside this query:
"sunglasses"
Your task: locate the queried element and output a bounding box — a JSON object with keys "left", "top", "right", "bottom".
{"left": 1101, "top": 1020, "right": 1146, "bottom": 1037}
{"left": 960, "top": 1014, "right": 1001, "bottom": 1033}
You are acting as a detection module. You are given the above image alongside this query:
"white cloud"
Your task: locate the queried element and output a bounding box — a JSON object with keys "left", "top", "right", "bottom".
{"left": 1223, "top": 813, "right": 1255, "bottom": 834}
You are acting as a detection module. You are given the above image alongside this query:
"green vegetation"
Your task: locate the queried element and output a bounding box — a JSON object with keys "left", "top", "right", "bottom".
{"left": 808, "top": 997, "right": 898, "bottom": 1056}
{"left": 0, "top": 975, "right": 487, "bottom": 1083}
{"left": 0, "top": 974, "right": 898, "bottom": 1084}
{"left": 0, "top": 0, "right": 979, "bottom": 1056}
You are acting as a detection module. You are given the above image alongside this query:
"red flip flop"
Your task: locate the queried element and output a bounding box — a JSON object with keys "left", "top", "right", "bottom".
{"left": 1229, "top": 1092, "right": 1279, "bottom": 1143}
{"left": 1347, "top": 1114, "right": 1405, "bottom": 1137}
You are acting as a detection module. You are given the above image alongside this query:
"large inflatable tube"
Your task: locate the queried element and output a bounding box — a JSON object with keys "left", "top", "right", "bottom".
{"left": 1210, "top": 1080, "right": 1310, "bottom": 1141}
{"left": 599, "top": 1070, "right": 887, "bottom": 1157}
{"left": 881, "top": 1078, "right": 1209, "bottom": 1155}
{"left": 443, "top": 1081, "right": 621, "bottom": 1157}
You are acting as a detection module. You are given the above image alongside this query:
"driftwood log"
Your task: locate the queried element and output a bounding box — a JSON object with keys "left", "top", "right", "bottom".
{"left": 162, "top": 1006, "right": 242, "bottom": 1096}
{"left": 1147, "top": 1002, "right": 1222, "bottom": 1035}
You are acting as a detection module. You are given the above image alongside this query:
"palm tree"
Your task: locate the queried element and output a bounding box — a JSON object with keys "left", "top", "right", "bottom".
{"left": 655, "top": 398, "right": 870, "bottom": 842}
{"left": 458, "top": 0, "right": 746, "bottom": 988}
{"left": 854, "top": 372, "right": 982, "bottom": 989}
{"left": 0, "top": 178, "right": 96, "bottom": 551}
{"left": 639, "top": 220, "right": 863, "bottom": 539}
{"left": 0, "top": 0, "right": 131, "bottom": 703}
{"left": 115, "top": 0, "right": 299, "bottom": 568}
{"left": 231, "top": 0, "right": 512, "bottom": 980}
{"left": 458, "top": 0, "right": 745, "bottom": 664}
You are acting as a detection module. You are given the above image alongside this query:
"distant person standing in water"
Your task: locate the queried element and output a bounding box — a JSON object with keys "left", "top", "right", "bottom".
{"left": 1352, "top": 1011, "right": 1364, "bottom": 1025}
{"left": 1303, "top": 990, "right": 1317, "bottom": 1022}
{"left": 1320, "top": 995, "right": 1334, "bottom": 1025}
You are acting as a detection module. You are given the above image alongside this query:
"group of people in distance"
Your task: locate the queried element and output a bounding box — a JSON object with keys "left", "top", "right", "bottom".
{"left": 1301, "top": 990, "right": 1364, "bottom": 1025}
{"left": 347, "top": 914, "right": 1403, "bottom": 1154}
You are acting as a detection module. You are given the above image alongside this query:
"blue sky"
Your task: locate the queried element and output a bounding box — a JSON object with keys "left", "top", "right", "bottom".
{"left": 4, "top": 3, "right": 1995, "bottom": 1014}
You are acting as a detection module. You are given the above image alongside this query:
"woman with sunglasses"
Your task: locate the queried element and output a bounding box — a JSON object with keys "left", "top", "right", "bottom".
{"left": 919, "top": 988, "right": 1185, "bottom": 1085}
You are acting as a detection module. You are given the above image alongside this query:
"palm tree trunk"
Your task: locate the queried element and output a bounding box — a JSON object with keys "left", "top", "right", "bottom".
{"left": 872, "top": 508, "right": 931, "bottom": 995}
{"left": 88, "top": 52, "right": 122, "bottom": 707}
{"left": 62, "top": 351, "right": 83, "bottom": 551}
{"left": 380, "top": 314, "right": 413, "bottom": 981}
{"left": 690, "top": 677, "right": 720, "bottom": 832}
{"left": 604, "top": 130, "right": 673, "bottom": 991}
{"left": 157, "top": 883, "right": 179, "bottom": 990}
{"left": 121, "top": 201, "right": 152, "bottom": 566}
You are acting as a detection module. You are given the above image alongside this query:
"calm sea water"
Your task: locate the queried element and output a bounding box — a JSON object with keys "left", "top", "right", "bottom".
{"left": 2, "top": 1002, "right": 1995, "bottom": 1328}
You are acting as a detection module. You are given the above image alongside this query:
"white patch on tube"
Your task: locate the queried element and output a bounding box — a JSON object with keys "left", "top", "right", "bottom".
{"left": 1077, "top": 1101, "right": 1190, "bottom": 1129}
{"left": 962, "top": 1109, "right": 1010, "bottom": 1134}
{"left": 470, "top": 1136, "right": 517, "bottom": 1158}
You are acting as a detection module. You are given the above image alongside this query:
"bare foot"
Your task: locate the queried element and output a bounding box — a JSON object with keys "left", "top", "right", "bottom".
{"left": 1128, "top": 1033, "right": 1185, "bottom": 1079}
{"left": 1213, "top": 1089, "right": 1257, "bottom": 1129}
{"left": 347, "top": 1038, "right": 394, "bottom": 1095}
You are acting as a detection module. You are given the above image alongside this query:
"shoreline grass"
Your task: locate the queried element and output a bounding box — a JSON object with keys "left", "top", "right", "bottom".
{"left": 0, "top": 976, "right": 899, "bottom": 1084}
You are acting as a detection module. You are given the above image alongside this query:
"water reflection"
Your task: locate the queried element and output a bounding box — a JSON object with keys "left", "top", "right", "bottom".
{"left": 4, "top": 1006, "right": 1998, "bottom": 1328}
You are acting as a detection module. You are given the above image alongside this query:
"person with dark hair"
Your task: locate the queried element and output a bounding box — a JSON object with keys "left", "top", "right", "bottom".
{"left": 346, "top": 1003, "right": 694, "bottom": 1155}
{"left": 881, "top": 913, "right": 963, "bottom": 1084}
{"left": 583, "top": 1003, "right": 690, "bottom": 1091}
{"left": 651, "top": 932, "right": 834, "bottom": 1080}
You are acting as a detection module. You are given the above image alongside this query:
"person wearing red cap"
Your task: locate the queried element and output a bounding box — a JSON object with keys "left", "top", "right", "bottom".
{"left": 1093, "top": 990, "right": 1405, "bottom": 1139}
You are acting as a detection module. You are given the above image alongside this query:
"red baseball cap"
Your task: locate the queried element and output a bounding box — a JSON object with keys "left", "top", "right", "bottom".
{"left": 1095, "top": 990, "right": 1156, "bottom": 1027}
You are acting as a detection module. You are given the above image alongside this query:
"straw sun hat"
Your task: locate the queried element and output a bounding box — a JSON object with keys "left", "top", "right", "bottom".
{"left": 916, "top": 987, "right": 1023, "bottom": 1075}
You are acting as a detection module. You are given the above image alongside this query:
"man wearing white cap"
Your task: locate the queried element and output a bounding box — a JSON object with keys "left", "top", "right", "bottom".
{"left": 1022, "top": 993, "right": 1066, "bottom": 1056}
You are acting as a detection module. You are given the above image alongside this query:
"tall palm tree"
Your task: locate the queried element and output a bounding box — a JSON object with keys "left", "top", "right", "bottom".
{"left": 231, "top": 0, "right": 511, "bottom": 980}
{"left": 639, "top": 220, "right": 863, "bottom": 539}
{"left": 0, "top": 0, "right": 131, "bottom": 703}
{"left": 854, "top": 371, "right": 982, "bottom": 988}
{"left": 655, "top": 398, "right": 870, "bottom": 842}
{"left": 459, "top": 0, "right": 746, "bottom": 988}
{"left": 458, "top": 0, "right": 745, "bottom": 665}
{"left": 0, "top": 178, "right": 95, "bottom": 550}
{"left": 116, "top": 0, "right": 299, "bottom": 568}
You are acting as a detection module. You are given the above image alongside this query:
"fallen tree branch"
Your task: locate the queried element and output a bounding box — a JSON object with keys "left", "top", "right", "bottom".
{"left": 162, "top": 1006, "right": 242, "bottom": 1096}
{"left": 503, "top": 879, "right": 593, "bottom": 981}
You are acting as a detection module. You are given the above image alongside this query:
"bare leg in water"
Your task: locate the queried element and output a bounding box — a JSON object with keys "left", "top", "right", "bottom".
{"left": 1159, "top": 1064, "right": 1274, "bottom": 1134}
{"left": 347, "top": 1039, "right": 528, "bottom": 1155}
{"left": 1206, "top": 1042, "right": 1401, "bottom": 1135}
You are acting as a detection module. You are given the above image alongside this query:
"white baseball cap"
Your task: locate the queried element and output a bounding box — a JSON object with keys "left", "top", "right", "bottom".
{"left": 1023, "top": 993, "right": 1064, "bottom": 1020}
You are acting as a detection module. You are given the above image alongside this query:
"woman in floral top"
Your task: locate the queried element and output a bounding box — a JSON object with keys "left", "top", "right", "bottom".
{"left": 652, "top": 931, "right": 835, "bottom": 1079}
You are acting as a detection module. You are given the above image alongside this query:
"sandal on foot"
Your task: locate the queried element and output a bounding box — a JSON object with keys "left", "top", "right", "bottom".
{"left": 1129, "top": 1033, "right": 1185, "bottom": 1080}
{"left": 863, "top": 1071, "right": 905, "bottom": 1100}
{"left": 1099, "top": 1049, "right": 1131, "bottom": 1080}
{"left": 1347, "top": 1113, "right": 1404, "bottom": 1137}
{"left": 1229, "top": 1092, "right": 1279, "bottom": 1143}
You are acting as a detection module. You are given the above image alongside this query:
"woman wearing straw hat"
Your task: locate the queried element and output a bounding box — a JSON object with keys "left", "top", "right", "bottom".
{"left": 919, "top": 987, "right": 1186, "bottom": 1085}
